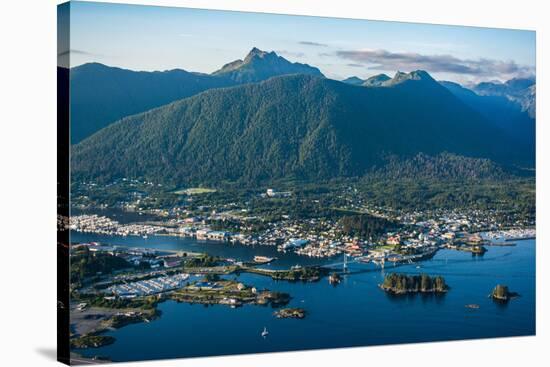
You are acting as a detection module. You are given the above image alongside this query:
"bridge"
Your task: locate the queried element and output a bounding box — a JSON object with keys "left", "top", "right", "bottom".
{"left": 318, "top": 253, "right": 414, "bottom": 275}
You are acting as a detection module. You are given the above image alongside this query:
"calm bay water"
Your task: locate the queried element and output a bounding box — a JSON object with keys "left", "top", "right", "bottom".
{"left": 72, "top": 232, "right": 535, "bottom": 362}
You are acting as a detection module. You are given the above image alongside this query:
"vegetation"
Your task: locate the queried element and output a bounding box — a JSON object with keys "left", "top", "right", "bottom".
{"left": 329, "top": 272, "right": 342, "bottom": 284}
{"left": 70, "top": 247, "right": 131, "bottom": 284}
{"left": 213, "top": 47, "right": 323, "bottom": 83}
{"left": 270, "top": 266, "right": 328, "bottom": 282}
{"left": 183, "top": 255, "right": 220, "bottom": 268}
{"left": 381, "top": 273, "right": 448, "bottom": 294}
{"left": 340, "top": 214, "right": 398, "bottom": 239}
{"left": 368, "top": 152, "right": 515, "bottom": 181}
{"left": 109, "top": 311, "right": 159, "bottom": 329}
{"left": 70, "top": 335, "right": 115, "bottom": 349}
{"left": 72, "top": 72, "right": 530, "bottom": 187}
{"left": 75, "top": 294, "right": 160, "bottom": 311}
{"left": 357, "top": 176, "right": 535, "bottom": 214}
{"left": 491, "top": 284, "right": 520, "bottom": 301}
{"left": 169, "top": 280, "right": 290, "bottom": 307}
{"left": 70, "top": 62, "right": 235, "bottom": 143}
{"left": 72, "top": 171, "right": 535, "bottom": 229}
{"left": 274, "top": 308, "right": 306, "bottom": 319}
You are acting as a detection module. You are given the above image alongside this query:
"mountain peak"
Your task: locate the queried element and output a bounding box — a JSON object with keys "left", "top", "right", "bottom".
{"left": 243, "top": 47, "right": 274, "bottom": 64}
{"left": 212, "top": 48, "right": 323, "bottom": 83}
{"left": 245, "top": 47, "right": 269, "bottom": 60}
{"left": 409, "top": 70, "right": 433, "bottom": 80}
{"left": 363, "top": 73, "right": 391, "bottom": 87}
{"left": 383, "top": 70, "right": 436, "bottom": 86}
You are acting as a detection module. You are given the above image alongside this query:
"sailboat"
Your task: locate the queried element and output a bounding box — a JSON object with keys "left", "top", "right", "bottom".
{"left": 261, "top": 327, "right": 269, "bottom": 338}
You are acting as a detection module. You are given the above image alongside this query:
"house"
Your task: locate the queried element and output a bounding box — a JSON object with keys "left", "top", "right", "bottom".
{"left": 386, "top": 235, "right": 401, "bottom": 246}
{"left": 266, "top": 189, "right": 292, "bottom": 198}
{"left": 206, "top": 231, "right": 229, "bottom": 241}
{"left": 441, "top": 232, "right": 456, "bottom": 240}
{"left": 195, "top": 228, "right": 212, "bottom": 240}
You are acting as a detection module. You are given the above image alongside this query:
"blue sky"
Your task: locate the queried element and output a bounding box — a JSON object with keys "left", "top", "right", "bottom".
{"left": 66, "top": 1, "right": 536, "bottom": 84}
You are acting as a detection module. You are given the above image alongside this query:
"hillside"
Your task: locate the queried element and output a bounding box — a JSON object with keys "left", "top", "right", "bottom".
{"left": 441, "top": 81, "right": 535, "bottom": 154}
{"left": 363, "top": 74, "right": 391, "bottom": 87}
{"left": 367, "top": 152, "right": 513, "bottom": 181}
{"left": 70, "top": 63, "right": 236, "bottom": 143}
{"left": 72, "top": 72, "right": 525, "bottom": 187}
{"left": 70, "top": 49, "right": 325, "bottom": 143}
{"left": 473, "top": 77, "right": 536, "bottom": 118}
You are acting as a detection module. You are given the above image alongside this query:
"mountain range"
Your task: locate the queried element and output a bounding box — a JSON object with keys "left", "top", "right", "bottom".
{"left": 69, "top": 48, "right": 323, "bottom": 143}
{"left": 439, "top": 80, "right": 534, "bottom": 151}
{"left": 341, "top": 72, "right": 535, "bottom": 154}
{"left": 69, "top": 63, "right": 235, "bottom": 143}
{"left": 343, "top": 73, "right": 535, "bottom": 119}
{"left": 473, "top": 77, "right": 536, "bottom": 118}
{"left": 69, "top": 48, "right": 535, "bottom": 186}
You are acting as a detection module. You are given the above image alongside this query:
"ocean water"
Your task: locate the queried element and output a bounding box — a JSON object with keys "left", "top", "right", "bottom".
{"left": 72, "top": 232, "right": 535, "bottom": 362}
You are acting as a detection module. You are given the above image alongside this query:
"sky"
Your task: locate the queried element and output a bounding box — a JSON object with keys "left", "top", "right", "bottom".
{"left": 63, "top": 1, "right": 536, "bottom": 84}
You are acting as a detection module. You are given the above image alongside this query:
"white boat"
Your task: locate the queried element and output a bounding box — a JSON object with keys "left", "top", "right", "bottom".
{"left": 261, "top": 327, "right": 269, "bottom": 338}
{"left": 253, "top": 256, "right": 275, "bottom": 263}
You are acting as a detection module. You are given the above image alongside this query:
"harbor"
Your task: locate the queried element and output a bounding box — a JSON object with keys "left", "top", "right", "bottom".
{"left": 72, "top": 231, "right": 535, "bottom": 362}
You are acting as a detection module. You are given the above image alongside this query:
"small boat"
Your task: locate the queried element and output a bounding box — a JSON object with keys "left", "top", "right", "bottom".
{"left": 261, "top": 327, "right": 269, "bottom": 338}
{"left": 253, "top": 256, "right": 275, "bottom": 264}
{"left": 143, "top": 234, "right": 148, "bottom": 239}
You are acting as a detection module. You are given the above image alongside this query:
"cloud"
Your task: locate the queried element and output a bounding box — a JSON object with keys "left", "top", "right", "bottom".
{"left": 334, "top": 49, "right": 534, "bottom": 80}
{"left": 276, "top": 50, "right": 305, "bottom": 58}
{"left": 347, "top": 63, "right": 363, "bottom": 68}
{"left": 57, "top": 49, "right": 96, "bottom": 57}
{"left": 299, "top": 41, "right": 328, "bottom": 47}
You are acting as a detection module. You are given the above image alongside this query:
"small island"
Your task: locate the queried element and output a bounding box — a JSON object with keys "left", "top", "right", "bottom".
{"left": 70, "top": 335, "right": 115, "bottom": 349}
{"left": 380, "top": 273, "right": 449, "bottom": 294}
{"left": 491, "top": 284, "right": 520, "bottom": 302}
{"left": 169, "top": 278, "right": 291, "bottom": 307}
{"left": 274, "top": 308, "right": 306, "bottom": 319}
{"left": 329, "top": 272, "right": 342, "bottom": 285}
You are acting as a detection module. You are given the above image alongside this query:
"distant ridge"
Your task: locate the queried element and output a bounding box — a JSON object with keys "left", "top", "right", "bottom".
{"left": 441, "top": 80, "right": 535, "bottom": 155}
{"left": 341, "top": 76, "right": 364, "bottom": 86}
{"left": 362, "top": 73, "right": 391, "bottom": 87}
{"left": 473, "top": 77, "right": 536, "bottom": 118}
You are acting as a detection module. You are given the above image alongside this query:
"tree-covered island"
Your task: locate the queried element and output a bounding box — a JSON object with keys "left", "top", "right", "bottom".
{"left": 380, "top": 273, "right": 449, "bottom": 294}
{"left": 491, "top": 284, "right": 520, "bottom": 302}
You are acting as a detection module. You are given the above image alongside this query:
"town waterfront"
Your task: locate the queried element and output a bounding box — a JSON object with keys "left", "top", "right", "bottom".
{"left": 73, "top": 232, "right": 535, "bottom": 362}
